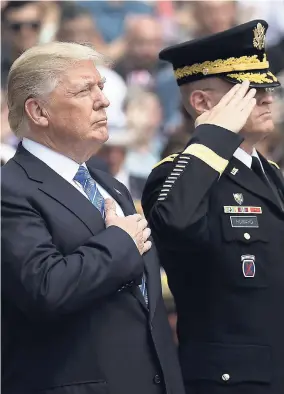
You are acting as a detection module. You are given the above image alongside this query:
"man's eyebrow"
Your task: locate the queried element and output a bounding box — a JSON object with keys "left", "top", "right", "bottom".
{"left": 69, "top": 77, "right": 106, "bottom": 92}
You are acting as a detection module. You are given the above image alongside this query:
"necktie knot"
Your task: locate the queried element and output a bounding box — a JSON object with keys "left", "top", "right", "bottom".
{"left": 74, "top": 165, "right": 92, "bottom": 186}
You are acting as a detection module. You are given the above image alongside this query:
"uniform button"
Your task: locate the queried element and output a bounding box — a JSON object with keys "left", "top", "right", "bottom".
{"left": 244, "top": 232, "right": 251, "bottom": 240}
{"left": 221, "top": 373, "right": 230, "bottom": 382}
{"left": 153, "top": 374, "right": 161, "bottom": 384}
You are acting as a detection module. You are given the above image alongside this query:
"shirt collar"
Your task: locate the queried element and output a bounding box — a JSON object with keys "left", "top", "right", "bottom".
{"left": 233, "top": 147, "right": 260, "bottom": 169}
{"left": 22, "top": 138, "right": 84, "bottom": 182}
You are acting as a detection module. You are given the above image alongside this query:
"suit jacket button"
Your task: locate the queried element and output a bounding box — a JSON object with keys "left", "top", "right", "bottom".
{"left": 244, "top": 232, "right": 251, "bottom": 240}
{"left": 153, "top": 374, "right": 161, "bottom": 384}
{"left": 221, "top": 373, "right": 230, "bottom": 382}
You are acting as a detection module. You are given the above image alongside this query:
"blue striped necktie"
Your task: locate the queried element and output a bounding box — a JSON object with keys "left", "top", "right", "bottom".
{"left": 74, "top": 165, "right": 105, "bottom": 219}
{"left": 74, "top": 165, "right": 148, "bottom": 305}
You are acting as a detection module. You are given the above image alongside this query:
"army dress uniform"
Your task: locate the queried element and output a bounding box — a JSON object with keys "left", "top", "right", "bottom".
{"left": 142, "top": 20, "right": 284, "bottom": 394}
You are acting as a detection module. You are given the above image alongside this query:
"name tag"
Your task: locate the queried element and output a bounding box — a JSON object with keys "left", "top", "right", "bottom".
{"left": 230, "top": 216, "right": 259, "bottom": 228}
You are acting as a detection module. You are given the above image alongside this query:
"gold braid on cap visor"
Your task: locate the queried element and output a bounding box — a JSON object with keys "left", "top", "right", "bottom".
{"left": 174, "top": 54, "right": 269, "bottom": 79}
{"left": 226, "top": 71, "right": 278, "bottom": 84}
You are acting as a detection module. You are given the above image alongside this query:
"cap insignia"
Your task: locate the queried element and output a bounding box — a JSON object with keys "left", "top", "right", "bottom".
{"left": 253, "top": 23, "right": 265, "bottom": 50}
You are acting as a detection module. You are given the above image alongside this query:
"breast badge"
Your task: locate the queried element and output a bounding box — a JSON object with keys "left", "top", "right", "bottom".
{"left": 241, "top": 255, "right": 256, "bottom": 278}
{"left": 233, "top": 193, "right": 244, "bottom": 205}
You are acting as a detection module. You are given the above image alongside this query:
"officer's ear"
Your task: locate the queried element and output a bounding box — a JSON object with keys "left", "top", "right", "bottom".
{"left": 189, "top": 90, "right": 213, "bottom": 115}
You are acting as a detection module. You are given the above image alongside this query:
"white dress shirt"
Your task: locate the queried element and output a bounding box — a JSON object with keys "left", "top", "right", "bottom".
{"left": 115, "top": 167, "right": 130, "bottom": 191}
{"left": 22, "top": 138, "right": 125, "bottom": 217}
{"left": 233, "top": 147, "right": 265, "bottom": 173}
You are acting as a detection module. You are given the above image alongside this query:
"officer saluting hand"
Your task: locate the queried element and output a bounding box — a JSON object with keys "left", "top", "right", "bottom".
{"left": 142, "top": 20, "right": 284, "bottom": 394}
{"left": 195, "top": 80, "right": 256, "bottom": 132}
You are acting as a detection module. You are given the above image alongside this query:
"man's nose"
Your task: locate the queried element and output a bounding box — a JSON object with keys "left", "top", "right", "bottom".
{"left": 257, "top": 90, "right": 274, "bottom": 105}
{"left": 93, "top": 91, "right": 110, "bottom": 110}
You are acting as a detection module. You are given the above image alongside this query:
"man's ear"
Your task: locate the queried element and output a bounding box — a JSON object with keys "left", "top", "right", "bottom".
{"left": 25, "top": 98, "right": 49, "bottom": 127}
{"left": 189, "top": 90, "right": 214, "bottom": 116}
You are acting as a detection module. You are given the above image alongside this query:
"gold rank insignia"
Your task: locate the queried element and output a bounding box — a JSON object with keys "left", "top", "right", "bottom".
{"left": 253, "top": 23, "right": 265, "bottom": 50}
{"left": 231, "top": 167, "right": 239, "bottom": 175}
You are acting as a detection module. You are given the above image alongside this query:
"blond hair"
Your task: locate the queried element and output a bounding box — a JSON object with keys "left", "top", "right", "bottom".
{"left": 7, "top": 42, "right": 107, "bottom": 137}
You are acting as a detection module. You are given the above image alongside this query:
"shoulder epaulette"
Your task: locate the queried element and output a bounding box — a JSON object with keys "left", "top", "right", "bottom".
{"left": 268, "top": 160, "right": 280, "bottom": 170}
{"left": 153, "top": 154, "right": 178, "bottom": 169}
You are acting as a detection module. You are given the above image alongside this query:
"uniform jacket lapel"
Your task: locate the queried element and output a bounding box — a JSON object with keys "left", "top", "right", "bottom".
{"left": 13, "top": 145, "right": 105, "bottom": 236}
{"left": 260, "top": 154, "right": 284, "bottom": 205}
{"left": 89, "top": 166, "right": 160, "bottom": 320}
{"left": 224, "top": 156, "right": 283, "bottom": 214}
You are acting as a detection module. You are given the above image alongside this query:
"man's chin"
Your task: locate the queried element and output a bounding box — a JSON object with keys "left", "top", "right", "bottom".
{"left": 259, "top": 120, "right": 275, "bottom": 135}
{"left": 243, "top": 120, "right": 275, "bottom": 135}
{"left": 240, "top": 122, "right": 275, "bottom": 146}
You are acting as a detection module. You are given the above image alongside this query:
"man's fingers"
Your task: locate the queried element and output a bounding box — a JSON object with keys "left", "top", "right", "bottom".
{"left": 142, "top": 240, "right": 152, "bottom": 254}
{"left": 215, "top": 82, "right": 242, "bottom": 108}
{"left": 132, "top": 214, "right": 142, "bottom": 222}
{"left": 228, "top": 80, "right": 251, "bottom": 107}
{"left": 242, "top": 97, "right": 257, "bottom": 117}
{"left": 138, "top": 218, "right": 148, "bottom": 231}
{"left": 143, "top": 227, "right": 151, "bottom": 242}
{"left": 104, "top": 198, "right": 117, "bottom": 219}
{"left": 237, "top": 88, "right": 256, "bottom": 111}
{"left": 236, "top": 89, "right": 256, "bottom": 111}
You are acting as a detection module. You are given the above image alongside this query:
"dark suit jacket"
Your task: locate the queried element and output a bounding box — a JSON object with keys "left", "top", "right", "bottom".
{"left": 1, "top": 145, "right": 185, "bottom": 394}
{"left": 142, "top": 125, "right": 284, "bottom": 394}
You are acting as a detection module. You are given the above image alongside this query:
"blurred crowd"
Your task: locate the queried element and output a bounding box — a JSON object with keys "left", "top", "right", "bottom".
{"left": 1, "top": 0, "right": 284, "bottom": 332}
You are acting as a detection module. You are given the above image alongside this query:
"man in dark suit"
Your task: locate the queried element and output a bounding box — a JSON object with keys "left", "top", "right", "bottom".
{"left": 1, "top": 41, "right": 185, "bottom": 394}
{"left": 142, "top": 21, "right": 284, "bottom": 394}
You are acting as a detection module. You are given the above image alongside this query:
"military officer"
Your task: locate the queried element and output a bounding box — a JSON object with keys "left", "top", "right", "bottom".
{"left": 142, "top": 20, "right": 284, "bottom": 394}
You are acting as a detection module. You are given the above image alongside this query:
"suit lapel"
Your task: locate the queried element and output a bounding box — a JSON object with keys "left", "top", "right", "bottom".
{"left": 224, "top": 156, "right": 283, "bottom": 213}
{"left": 89, "top": 167, "right": 160, "bottom": 320}
{"left": 88, "top": 167, "right": 135, "bottom": 215}
{"left": 13, "top": 145, "right": 105, "bottom": 236}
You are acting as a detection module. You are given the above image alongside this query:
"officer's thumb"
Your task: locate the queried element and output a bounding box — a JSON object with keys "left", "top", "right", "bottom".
{"left": 195, "top": 109, "right": 209, "bottom": 128}
{"left": 105, "top": 198, "right": 117, "bottom": 223}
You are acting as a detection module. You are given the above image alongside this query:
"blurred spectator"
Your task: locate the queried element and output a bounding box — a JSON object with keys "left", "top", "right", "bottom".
{"left": 1, "top": 89, "right": 16, "bottom": 165}
{"left": 0, "top": 143, "right": 16, "bottom": 166}
{"left": 56, "top": 3, "right": 105, "bottom": 50}
{"left": 155, "top": 1, "right": 178, "bottom": 45}
{"left": 96, "top": 66, "right": 128, "bottom": 129}
{"left": 125, "top": 88, "right": 163, "bottom": 178}
{"left": 97, "top": 130, "right": 146, "bottom": 200}
{"left": 267, "top": 40, "right": 284, "bottom": 76}
{"left": 78, "top": 1, "right": 154, "bottom": 44}
{"left": 1, "top": 1, "right": 42, "bottom": 88}
{"left": 114, "top": 15, "right": 165, "bottom": 89}
{"left": 1, "top": 88, "right": 17, "bottom": 148}
{"left": 238, "top": 0, "right": 284, "bottom": 46}
{"left": 160, "top": 130, "right": 190, "bottom": 160}
{"left": 159, "top": 105, "right": 194, "bottom": 159}
{"left": 155, "top": 66, "right": 182, "bottom": 132}
{"left": 192, "top": 0, "right": 238, "bottom": 36}
{"left": 38, "top": 1, "right": 61, "bottom": 44}
{"left": 177, "top": 1, "right": 238, "bottom": 41}
{"left": 113, "top": 13, "right": 179, "bottom": 128}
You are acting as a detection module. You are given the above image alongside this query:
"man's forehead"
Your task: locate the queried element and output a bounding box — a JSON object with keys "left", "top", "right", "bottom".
{"left": 62, "top": 61, "right": 104, "bottom": 85}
